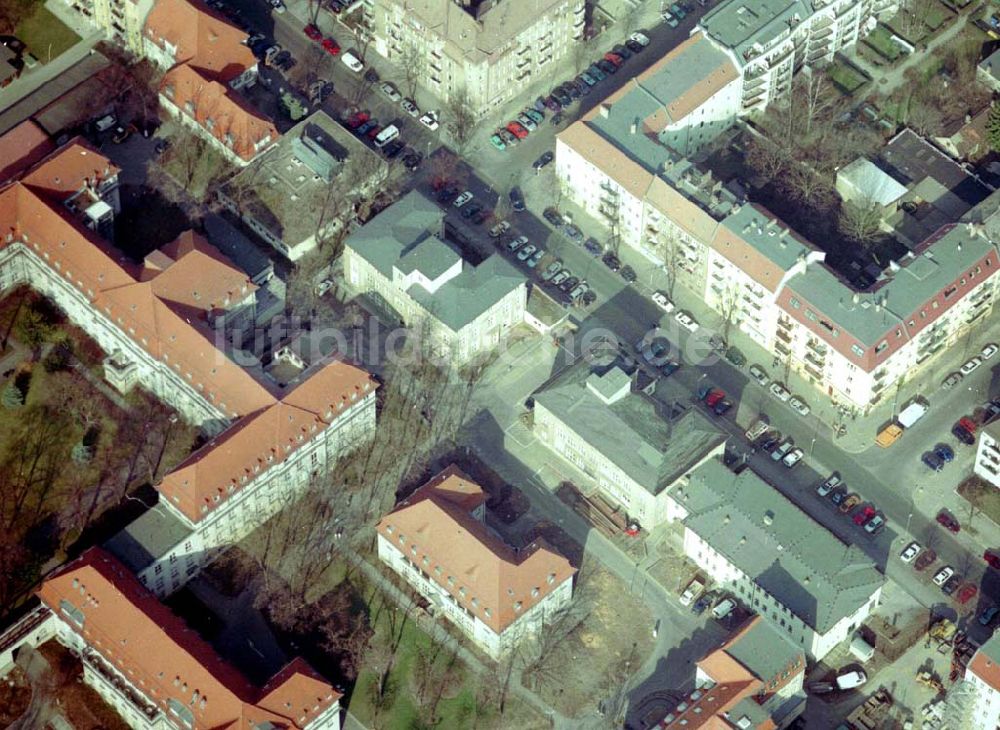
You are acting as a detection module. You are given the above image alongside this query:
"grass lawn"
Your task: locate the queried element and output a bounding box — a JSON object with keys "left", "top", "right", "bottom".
{"left": 828, "top": 61, "right": 868, "bottom": 95}
{"left": 924, "top": 5, "right": 953, "bottom": 31}
{"left": 15, "top": 5, "right": 80, "bottom": 63}
{"left": 865, "top": 25, "right": 903, "bottom": 62}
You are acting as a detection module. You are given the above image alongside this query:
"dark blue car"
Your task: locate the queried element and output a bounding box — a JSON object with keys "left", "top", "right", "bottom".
{"left": 934, "top": 444, "right": 955, "bottom": 463}
{"left": 922, "top": 452, "right": 944, "bottom": 472}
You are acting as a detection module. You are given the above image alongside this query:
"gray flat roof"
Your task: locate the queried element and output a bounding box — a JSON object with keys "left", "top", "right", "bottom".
{"left": 534, "top": 361, "right": 726, "bottom": 494}
{"left": 675, "top": 460, "right": 884, "bottom": 634}
{"left": 726, "top": 618, "right": 802, "bottom": 682}
{"left": 721, "top": 204, "right": 815, "bottom": 272}
{"left": 589, "top": 87, "right": 673, "bottom": 175}
{"left": 879, "top": 129, "right": 990, "bottom": 209}
{"left": 347, "top": 191, "right": 525, "bottom": 331}
{"left": 395, "top": 234, "right": 461, "bottom": 278}
{"left": 700, "top": 0, "right": 810, "bottom": 63}
{"left": 103, "top": 505, "right": 192, "bottom": 573}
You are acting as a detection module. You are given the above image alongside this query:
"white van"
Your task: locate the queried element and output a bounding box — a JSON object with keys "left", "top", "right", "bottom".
{"left": 95, "top": 114, "right": 116, "bottom": 132}
{"left": 373, "top": 124, "right": 399, "bottom": 148}
{"left": 711, "top": 598, "right": 736, "bottom": 620}
{"left": 341, "top": 51, "right": 363, "bottom": 72}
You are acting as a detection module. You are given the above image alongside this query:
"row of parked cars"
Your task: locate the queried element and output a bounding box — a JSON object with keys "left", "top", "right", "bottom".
{"left": 814, "top": 473, "right": 886, "bottom": 534}
{"left": 942, "top": 342, "right": 998, "bottom": 390}
{"left": 488, "top": 32, "right": 650, "bottom": 151}
{"left": 898, "top": 519, "right": 984, "bottom": 607}
{"left": 343, "top": 111, "right": 423, "bottom": 168}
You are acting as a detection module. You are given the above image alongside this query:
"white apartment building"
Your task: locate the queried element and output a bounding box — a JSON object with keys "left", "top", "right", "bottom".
{"left": 364, "top": 0, "right": 584, "bottom": 118}
{"left": 532, "top": 364, "right": 726, "bottom": 529}
{"left": 672, "top": 460, "right": 884, "bottom": 660}
{"left": 975, "top": 420, "right": 1000, "bottom": 488}
{"left": 0, "top": 135, "right": 378, "bottom": 599}
{"left": 63, "top": 0, "right": 154, "bottom": 54}
{"left": 376, "top": 466, "right": 576, "bottom": 659}
{"left": 8, "top": 548, "right": 344, "bottom": 730}
{"left": 942, "top": 633, "right": 1000, "bottom": 729}
{"left": 343, "top": 191, "right": 527, "bottom": 364}
{"left": 698, "top": 0, "right": 898, "bottom": 115}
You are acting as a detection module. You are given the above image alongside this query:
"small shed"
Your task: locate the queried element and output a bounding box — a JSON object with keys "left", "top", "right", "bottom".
{"left": 836, "top": 158, "right": 907, "bottom": 215}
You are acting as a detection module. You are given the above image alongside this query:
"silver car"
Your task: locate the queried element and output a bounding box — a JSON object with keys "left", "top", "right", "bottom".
{"left": 517, "top": 244, "right": 537, "bottom": 261}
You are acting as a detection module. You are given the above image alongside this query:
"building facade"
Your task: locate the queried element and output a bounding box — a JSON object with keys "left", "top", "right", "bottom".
{"left": 943, "top": 633, "right": 1000, "bottom": 729}
{"left": 658, "top": 616, "right": 807, "bottom": 729}
{"left": 532, "top": 364, "right": 726, "bottom": 528}
{"left": 376, "top": 466, "right": 576, "bottom": 659}
{"left": 343, "top": 191, "right": 527, "bottom": 364}
{"left": 364, "top": 0, "right": 584, "bottom": 118}
{"left": 974, "top": 421, "right": 1000, "bottom": 488}
{"left": 673, "top": 460, "right": 884, "bottom": 660}
{"left": 64, "top": 0, "right": 155, "bottom": 54}
{"left": 6, "top": 548, "right": 344, "bottom": 730}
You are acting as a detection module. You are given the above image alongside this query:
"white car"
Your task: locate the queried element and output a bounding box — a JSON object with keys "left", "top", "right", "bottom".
{"left": 899, "top": 541, "right": 921, "bottom": 563}
{"left": 401, "top": 98, "right": 420, "bottom": 117}
{"left": 341, "top": 51, "right": 364, "bottom": 72}
{"left": 771, "top": 440, "right": 794, "bottom": 462}
{"left": 507, "top": 235, "right": 528, "bottom": 252}
{"left": 629, "top": 31, "right": 651, "bottom": 47}
{"left": 817, "top": 474, "right": 841, "bottom": 497}
{"left": 711, "top": 598, "right": 736, "bottom": 620}
{"left": 517, "top": 114, "right": 537, "bottom": 132}
{"left": 651, "top": 291, "right": 674, "bottom": 312}
{"left": 453, "top": 191, "right": 473, "bottom": 208}
{"left": 789, "top": 396, "right": 811, "bottom": 417}
{"left": 516, "top": 244, "right": 537, "bottom": 262}
{"left": 379, "top": 82, "right": 402, "bottom": 102}
{"left": 864, "top": 514, "right": 885, "bottom": 534}
{"left": 748, "top": 364, "right": 768, "bottom": 387}
{"left": 489, "top": 221, "right": 510, "bottom": 238}
{"left": 769, "top": 382, "right": 791, "bottom": 402}
{"left": 933, "top": 566, "right": 954, "bottom": 586}
{"left": 419, "top": 111, "right": 439, "bottom": 131}
{"left": 782, "top": 447, "right": 804, "bottom": 468}
{"left": 961, "top": 357, "right": 983, "bottom": 375}
{"left": 983, "top": 343, "right": 999, "bottom": 360}
{"left": 674, "top": 310, "right": 699, "bottom": 332}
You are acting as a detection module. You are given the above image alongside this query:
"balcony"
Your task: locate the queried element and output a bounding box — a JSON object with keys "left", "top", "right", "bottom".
{"left": 804, "top": 351, "right": 825, "bottom": 369}
{"left": 598, "top": 204, "right": 618, "bottom": 221}
{"left": 804, "top": 364, "right": 823, "bottom": 381}
{"left": 967, "top": 309, "right": 988, "bottom": 325}
{"left": 83, "top": 650, "right": 160, "bottom": 722}
{"left": 774, "top": 341, "right": 790, "bottom": 356}
{"left": 806, "top": 338, "right": 827, "bottom": 356}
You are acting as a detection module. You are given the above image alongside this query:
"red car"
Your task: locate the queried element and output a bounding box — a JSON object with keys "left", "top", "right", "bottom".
{"left": 322, "top": 38, "right": 340, "bottom": 55}
{"left": 957, "top": 583, "right": 978, "bottom": 605}
{"left": 937, "top": 511, "right": 961, "bottom": 533}
{"left": 853, "top": 505, "right": 876, "bottom": 526}
{"left": 986, "top": 550, "right": 1000, "bottom": 569}
{"left": 604, "top": 52, "right": 624, "bottom": 66}
{"left": 506, "top": 121, "right": 529, "bottom": 139}
{"left": 959, "top": 416, "right": 978, "bottom": 435}
{"left": 346, "top": 111, "right": 369, "bottom": 129}
{"left": 366, "top": 125, "right": 382, "bottom": 140}
{"left": 304, "top": 23, "right": 322, "bottom": 41}
{"left": 705, "top": 389, "right": 726, "bottom": 408}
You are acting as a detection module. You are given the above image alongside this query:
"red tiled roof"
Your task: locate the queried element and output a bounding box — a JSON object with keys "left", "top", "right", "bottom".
{"left": 162, "top": 64, "right": 278, "bottom": 162}
{"left": 20, "top": 137, "right": 120, "bottom": 205}
{"left": 144, "top": 0, "right": 256, "bottom": 84}
{"left": 0, "top": 120, "right": 56, "bottom": 183}
{"left": 38, "top": 548, "right": 340, "bottom": 730}
{"left": 376, "top": 466, "right": 576, "bottom": 634}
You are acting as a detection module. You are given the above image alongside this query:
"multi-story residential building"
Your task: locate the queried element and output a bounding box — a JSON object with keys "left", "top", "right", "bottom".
{"left": 376, "top": 466, "right": 576, "bottom": 659}
{"left": 65, "top": 0, "right": 155, "bottom": 54}
{"left": 219, "top": 111, "right": 388, "bottom": 261}
{"left": 657, "top": 615, "right": 807, "bottom": 729}
{"left": 672, "top": 459, "right": 884, "bottom": 660}
{"left": 0, "top": 134, "right": 378, "bottom": 598}
{"left": 5, "top": 547, "right": 344, "bottom": 730}
{"left": 532, "top": 363, "right": 726, "bottom": 529}
{"left": 343, "top": 191, "right": 527, "bottom": 364}
{"left": 364, "top": 0, "right": 584, "bottom": 119}
{"left": 974, "top": 420, "right": 1000, "bottom": 487}
{"left": 942, "top": 632, "right": 1000, "bottom": 729}
{"left": 698, "top": 0, "right": 897, "bottom": 115}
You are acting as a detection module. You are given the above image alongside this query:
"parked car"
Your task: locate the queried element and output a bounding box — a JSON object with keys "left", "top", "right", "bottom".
{"left": 550, "top": 270, "right": 569, "bottom": 286}
{"left": 953, "top": 423, "right": 976, "bottom": 445}
{"left": 817, "top": 474, "right": 841, "bottom": 497}
{"left": 962, "top": 357, "right": 983, "bottom": 375}
{"left": 769, "top": 382, "right": 791, "bottom": 401}
{"left": 771, "top": 440, "right": 794, "bottom": 462}
{"left": 900, "top": 541, "right": 921, "bottom": 563}
{"left": 942, "top": 576, "right": 962, "bottom": 596}
{"left": 506, "top": 121, "right": 529, "bottom": 140}
{"left": 489, "top": 134, "right": 506, "bottom": 151}
{"left": 461, "top": 202, "right": 483, "bottom": 220}
{"left": 304, "top": 23, "right": 322, "bottom": 40}
{"left": 524, "top": 109, "right": 544, "bottom": 125}
{"left": 853, "top": 505, "right": 876, "bottom": 526}
{"left": 489, "top": 221, "right": 510, "bottom": 238}
{"left": 830, "top": 488, "right": 847, "bottom": 506}
{"left": 506, "top": 235, "right": 528, "bottom": 252}
{"left": 663, "top": 10, "right": 679, "bottom": 27}
{"left": 914, "top": 549, "right": 937, "bottom": 572}
{"left": 527, "top": 249, "right": 544, "bottom": 268}
{"left": 782, "top": 447, "right": 804, "bottom": 468}
{"left": 934, "top": 444, "right": 954, "bottom": 463}
{"left": 839, "top": 494, "right": 861, "bottom": 514}
{"left": 597, "top": 58, "right": 617, "bottom": 75}
{"left": 983, "top": 343, "right": 999, "bottom": 360}
{"left": 760, "top": 434, "right": 781, "bottom": 452}
{"left": 714, "top": 399, "right": 733, "bottom": 417}
{"left": 517, "top": 244, "right": 537, "bottom": 262}
{"left": 957, "top": 583, "right": 978, "bottom": 604}
{"left": 587, "top": 63, "right": 607, "bottom": 81}
{"left": 453, "top": 191, "right": 474, "bottom": 208}
{"left": 864, "top": 514, "right": 885, "bottom": 534}
{"left": 980, "top": 606, "right": 1000, "bottom": 626}
{"left": 937, "top": 511, "right": 960, "bottom": 532}
{"left": 541, "top": 262, "right": 562, "bottom": 282}
{"left": 517, "top": 113, "right": 537, "bottom": 131}
{"left": 749, "top": 364, "right": 769, "bottom": 387}
{"left": 652, "top": 291, "right": 674, "bottom": 312}
{"left": 341, "top": 51, "right": 363, "bottom": 72}
{"left": 509, "top": 186, "right": 525, "bottom": 211}
{"left": 629, "top": 31, "right": 651, "bottom": 47}
{"left": 543, "top": 208, "right": 564, "bottom": 227}
{"left": 942, "top": 372, "right": 964, "bottom": 389}
{"left": 921, "top": 452, "right": 944, "bottom": 472}
{"left": 712, "top": 597, "right": 736, "bottom": 620}
{"left": 322, "top": 38, "right": 340, "bottom": 55}
{"left": 602, "top": 252, "right": 621, "bottom": 271}
{"left": 379, "top": 81, "right": 402, "bottom": 102}
{"left": 675, "top": 311, "right": 698, "bottom": 332}
{"left": 419, "top": 111, "right": 439, "bottom": 130}
{"left": 986, "top": 549, "right": 1000, "bottom": 570}
{"left": 789, "top": 396, "right": 810, "bottom": 416}
{"left": 620, "top": 265, "right": 637, "bottom": 283}
{"left": 612, "top": 44, "right": 632, "bottom": 60}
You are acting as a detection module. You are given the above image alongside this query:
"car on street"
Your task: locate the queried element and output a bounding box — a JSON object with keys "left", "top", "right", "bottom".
{"left": 900, "top": 542, "right": 921, "bottom": 563}
{"left": 517, "top": 113, "right": 537, "bottom": 131}
{"left": 630, "top": 31, "right": 651, "bottom": 47}
{"left": 749, "top": 364, "right": 769, "bottom": 387}
{"left": 304, "top": 23, "right": 322, "bottom": 40}
{"left": 771, "top": 440, "right": 794, "bottom": 462}
{"left": 419, "top": 111, "right": 439, "bottom": 130}
{"left": 675, "top": 311, "right": 699, "bottom": 332}
{"left": 620, "top": 265, "right": 637, "bottom": 283}
{"left": 839, "top": 493, "right": 861, "bottom": 514}
{"left": 461, "top": 202, "right": 483, "bottom": 220}
{"left": 489, "top": 134, "right": 506, "bottom": 151}
{"left": 942, "top": 576, "right": 962, "bottom": 596}
{"left": 864, "top": 514, "right": 885, "bottom": 534}
{"left": 915, "top": 549, "right": 936, "bottom": 571}
{"left": 961, "top": 357, "right": 983, "bottom": 375}
{"left": 760, "top": 434, "right": 781, "bottom": 452}
{"left": 533, "top": 151, "right": 554, "bottom": 170}
{"left": 953, "top": 423, "right": 976, "bottom": 445}
{"left": 789, "top": 396, "right": 810, "bottom": 416}
{"left": 541, "top": 262, "right": 562, "bottom": 282}
{"left": 984, "top": 343, "right": 999, "bottom": 360}
{"left": 379, "top": 82, "right": 402, "bottom": 101}
{"left": 516, "top": 244, "right": 537, "bottom": 262}
{"left": 489, "top": 221, "right": 510, "bottom": 238}
{"left": 853, "top": 505, "right": 876, "bottom": 526}
{"left": 587, "top": 63, "right": 607, "bottom": 81}
{"left": 602, "top": 252, "right": 621, "bottom": 271}
{"left": 527, "top": 249, "right": 544, "bottom": 268}
{"left": 322, "top": 38, "right": 340, "bottom": 55}
{"left": 509, "top": 186, "right": 526, "bottom": 211}
{"left": 817, "top": 473, "right": 841, "bottom": 497}
{"left": 341, "top": 51, "right": 363, "bottom": 72}
{"left": 830, "top": 488, "right": 847, "bottom": 506}
{"left": 543, "top": 208, "right": 563, "bottom": 227}
{"left": 921, "top": 452, "right": 944, "bottom": 472}
{"left": 550, "top": 270, "right": 569, "bottom": 286}
{"left": 506, "top": 235, "right": 528, "bottom": 252}
{"left": 782, "top": 447, "right": 803, "bottom": 468}
{"left": 942, "top": 372, "right": 963, "bottom": 389}
{"left": 652, "top": 291, "right": 674, "bottom": 312}
{"left": 981, "top": 606, "right": 1000, "bottom": 626}
{"left": 937, "top": 511, "right": 960, "bottom": 532}
{"left": 986, "top": 550, "right": 1000, "bottom": 569}
{"left": 957, "top": 583, "right": 978, "bottom": 604}
{"left": 453, "top": 191, "right": 473, "bottom": 208}
{"left": 769, "top": 382, "right": 791, "bottom": 401}
{"left": 506, "top": 121, "right": 529, "bottom": 139}
{"left": 663, "top": 11, "right": 679, "bottom": 27}
{"left": 934, "top": 444, "right": 954, "bottom": 463}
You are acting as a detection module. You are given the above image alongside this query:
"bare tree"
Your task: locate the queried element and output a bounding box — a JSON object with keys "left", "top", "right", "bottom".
{"left": 838, "top": 197, "right": 884, "bottom": 247}
{"left": 906, "top": 100, "right": 943, "bottom": 136}
{"left": 444, "top": 86, "right": 477, "bottom": 157}
{"left": 716, "top": 286, "right": 741, "bottom": 347}
{"left": 658, "top": 230, "right": 681, "bottom": 298}
{"left": 398, "top": 41, "right": 425, "bottom": 99}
